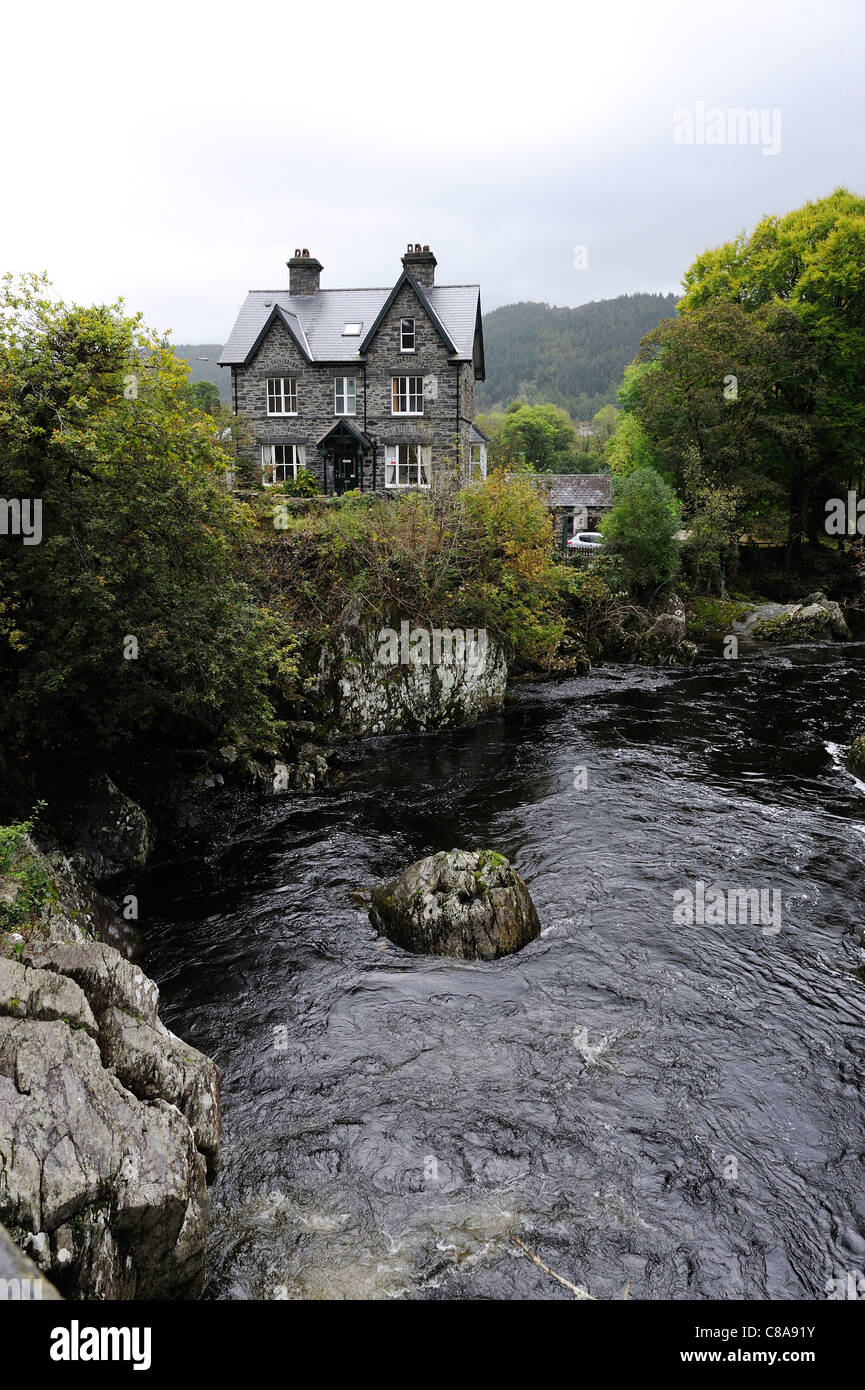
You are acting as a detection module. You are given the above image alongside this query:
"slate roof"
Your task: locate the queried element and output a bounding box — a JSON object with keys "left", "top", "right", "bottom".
{"left": 542, "top": 474, "right": 613, "bottom": 509}
{"left": 220, "top": 283, "right": 481, "bottom": 366}
{"left": 469, "top": 422, "right": 489, "bottom": 444}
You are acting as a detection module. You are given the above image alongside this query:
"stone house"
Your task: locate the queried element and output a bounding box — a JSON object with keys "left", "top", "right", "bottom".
{"left": 219, "top": 245, "right": 487, "bottom": 495}
{"left": 543, "top": 474, "right": 613, "bottom": 547}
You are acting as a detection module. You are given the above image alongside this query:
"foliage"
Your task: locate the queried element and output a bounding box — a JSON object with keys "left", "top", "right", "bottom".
{"left": 0, "top": 274, "right": 298, "bottom": 807}
{"left": 604, "top": 411, "right": 657, "bottom": 478}
{"left": 0, "top": 811, "right": 56, "bottom": 935}
{"left": 601, "top": 467, "right": 681, "bottom": 594}
{"left": 678, "top": 463, "right": 742, "bottom": 595}
{"left": 261, "top": 473, "right": 565, "bottom": 669}
{"left": 480, "top": 402, "right": 581, "bottom": 473}
{"left": 675, "top": 188, "right": 865, "bottom": 539}
{"left": 182, "top": 379, "right": 221, "bottom": 415}
{"left": 284, "top": 466, "right": 320, "bottom": 497}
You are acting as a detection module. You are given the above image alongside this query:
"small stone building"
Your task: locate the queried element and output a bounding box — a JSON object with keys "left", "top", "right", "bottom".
{"left": 543, "top": 474, "right": 613, "bottom": 547}
{"left": 219, "top": 245, "right": 486, "bottom": 496}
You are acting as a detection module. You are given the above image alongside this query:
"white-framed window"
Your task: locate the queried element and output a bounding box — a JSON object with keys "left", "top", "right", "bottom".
{"left": 342, "top": 322, "right": 362, "bottom": 336}
{"left": 266, "top": 377, "right": 297, "bottom": 415}
{"left": 400, "top": 318, "right": 416, "bottom": 352}
{"left": 385, "top": 443, "right": 431, "bottom": 489}
{"left": 469, "top": 442, "right": 487, "bottom": 481}
{"left": 261, "top": 443, "right": 305, "bottom": 486}
{"left": 334, "top": 376, "right": 357, "bottom": 415}
{"left": 391, "top": 375, "right": 423, "bottom": 415}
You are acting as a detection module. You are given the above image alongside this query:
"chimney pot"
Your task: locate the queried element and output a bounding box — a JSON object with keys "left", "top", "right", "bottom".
{"left": 401, "top": 243, "right": 437, "bottom": 288}
{"left": 288, "top": 250, "right": 323, "bottom": 294}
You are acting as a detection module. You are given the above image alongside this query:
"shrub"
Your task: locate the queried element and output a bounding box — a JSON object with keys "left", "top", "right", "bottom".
{"left": 601, "top": 467, "right": 682, "bottom": 594}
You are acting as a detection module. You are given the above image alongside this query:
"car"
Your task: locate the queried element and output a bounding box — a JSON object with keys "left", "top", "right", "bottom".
{"left": 567, "top": 531, "right": 604, "bottom": 551}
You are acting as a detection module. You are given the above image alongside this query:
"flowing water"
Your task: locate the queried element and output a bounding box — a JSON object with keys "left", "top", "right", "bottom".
{"left": 136, "top": 643, "right": 865, "bottom": 1300}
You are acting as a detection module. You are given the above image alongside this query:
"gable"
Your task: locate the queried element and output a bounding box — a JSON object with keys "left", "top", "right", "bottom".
{"left": 359, "top": 271, "right": 456, "bottom": 356}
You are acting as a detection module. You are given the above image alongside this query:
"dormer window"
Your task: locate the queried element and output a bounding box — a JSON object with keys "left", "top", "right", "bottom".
{"left": 266, "top": 377, "right": 297, "bottom": 415}
{"left": 400, "top": 318, "right": 416, "bottom": 352}
{"left": 342, "top": 322, "right": 362, "bottom": 336}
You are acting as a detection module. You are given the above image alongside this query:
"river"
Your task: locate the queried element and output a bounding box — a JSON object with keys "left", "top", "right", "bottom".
{"left": 136, "top": 642, "right": 865, "bottom": 1300}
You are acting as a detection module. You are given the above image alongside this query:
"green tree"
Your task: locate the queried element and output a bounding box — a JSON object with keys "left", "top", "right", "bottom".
{"left": 600, "top": 467, "right": 681, "bottom": 594}
{"left": 0, "top": 274, "right": 296, "bottom": 812}
{"left": 490, "top": 402, "right": 580, "bottom": 472}
{"left": 182, "top": 379, "right": 221, "bottom": 415}
{"left": 604, "top": 411, "right": 656, "bottom": 479}
{"left": 679, "top": 188, "right": 865, "bottom": 540}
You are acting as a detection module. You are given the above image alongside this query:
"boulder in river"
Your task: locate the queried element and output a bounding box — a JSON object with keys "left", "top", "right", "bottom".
{"left": 737, "top": 592, "right": 851, "bottom": 643}
{"left": 369, "top": 849, "right": 541, "bottom": 960}
{"left": 848, "top": 733, "right": 865, "bottom": 780}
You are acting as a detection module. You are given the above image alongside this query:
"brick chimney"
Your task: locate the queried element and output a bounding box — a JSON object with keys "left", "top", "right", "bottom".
{"left": 401, "top": 242, "right": 436, "bottom": 289}
{"left": 288, "top": 249, "right": 323, "bottom": 295}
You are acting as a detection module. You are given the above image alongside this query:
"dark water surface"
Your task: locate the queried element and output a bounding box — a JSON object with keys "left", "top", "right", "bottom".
{"left": 137, "top": 644, "right": 865, "bottom": 1300}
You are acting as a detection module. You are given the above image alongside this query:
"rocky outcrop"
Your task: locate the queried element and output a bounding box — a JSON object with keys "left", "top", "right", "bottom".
{"left": 370, "top": 849, "right": 541, "bottom": 960}
{"left": 592, "top": 595, "right": 698, "bottom": 669}
{"left": 0, "top": 845, "right": 219, "bottom": 1300}
{"left": 735, "top": 592, "right": 851, "bottom": 643}
{"left": 67, "top": 774, "right": 155, "bottom": 880}
{"left": 317, "top": 600, "right": 509, "bottom": 737}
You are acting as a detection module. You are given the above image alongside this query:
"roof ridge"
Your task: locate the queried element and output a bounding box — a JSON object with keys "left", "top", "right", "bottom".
{"left": 247, "top": 284, "right": 479, "bottom": 294}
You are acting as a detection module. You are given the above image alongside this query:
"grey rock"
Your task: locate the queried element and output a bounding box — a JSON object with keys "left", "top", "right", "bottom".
{"left": 68, "top": 774, "right": 154, "bottom": 879}
{"left": 737, "top": 592, "right": 852, "bottom": 643}
{"left": 370, "top": 849, "right": 541, "bottom": 960}
{"left": 0, "top": 957, "right": 98, "bottom": 1036}
{"left": 0, "top": 1016, "right": 209, "bottom": 1299}
{"left": 0, "top": 1222, "right": 62, "bottom": 1299}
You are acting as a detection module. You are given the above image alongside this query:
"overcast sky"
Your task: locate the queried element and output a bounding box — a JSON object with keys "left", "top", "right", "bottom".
{"left": 3, "top": 0, "right": 863, "bottom": 341}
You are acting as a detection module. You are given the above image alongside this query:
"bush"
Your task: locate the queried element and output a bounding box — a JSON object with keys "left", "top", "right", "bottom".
{"left": 601, "top": 467, "right": 681, "bottom": 594}
{"left": 261, "top": 473, "right": 565, "bottom": 669}
{"left": 0, "top": 812, "right": 56, "bottom": 937}
{"left": 284, "top": 467, "right": 320, "bottom": 497}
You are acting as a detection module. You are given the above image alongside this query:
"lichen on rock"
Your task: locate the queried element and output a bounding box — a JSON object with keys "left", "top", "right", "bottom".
{"left": 369, "top": 848, "right": 541, "bottom": 960}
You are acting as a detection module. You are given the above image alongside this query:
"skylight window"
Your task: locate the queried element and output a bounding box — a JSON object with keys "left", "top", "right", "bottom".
{"left": 342, "top": 322, "right": 362, "bottom": 336}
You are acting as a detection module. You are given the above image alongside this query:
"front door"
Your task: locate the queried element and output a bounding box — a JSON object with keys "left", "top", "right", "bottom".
{"left": 334, "top": 450, "right": 359, "bottom": 495}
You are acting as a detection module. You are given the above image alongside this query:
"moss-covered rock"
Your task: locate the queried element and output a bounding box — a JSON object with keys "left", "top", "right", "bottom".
{"left": 370, "top": 848, "right": 541, "bottom": 960}
{"left": 848, "top": 733, "right": 865, "bottom": 780}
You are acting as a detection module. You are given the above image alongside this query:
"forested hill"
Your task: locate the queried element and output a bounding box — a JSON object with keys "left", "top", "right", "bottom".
{"left": 478, "top": 293, "right": 679, "bottom": 417}
{"left": 173, "top": 345, "right": 230, "bottom": 400}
